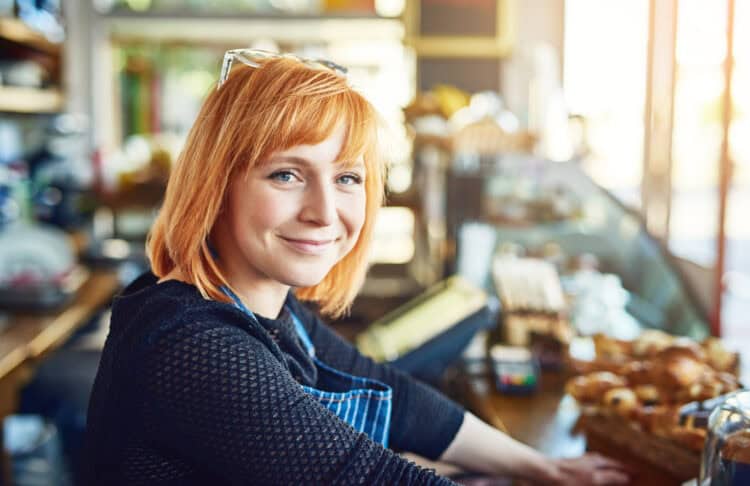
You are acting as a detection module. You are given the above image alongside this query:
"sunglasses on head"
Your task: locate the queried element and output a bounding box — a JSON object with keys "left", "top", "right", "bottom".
{"left": 217, "top": 48, "right": 348, "bottom": 90}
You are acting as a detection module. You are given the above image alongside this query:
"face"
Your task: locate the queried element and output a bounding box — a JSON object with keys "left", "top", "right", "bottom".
{"left": 213, "top": 123, "right": 367, "bottom": 292}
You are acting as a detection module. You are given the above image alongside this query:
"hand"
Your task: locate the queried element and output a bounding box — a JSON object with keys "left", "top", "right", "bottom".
{"left": 545, "top": 453, "right": 632, "bottom": 485}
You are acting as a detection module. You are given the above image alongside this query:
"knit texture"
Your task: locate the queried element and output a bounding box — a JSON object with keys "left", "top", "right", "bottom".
{"left": 82, "top": 272, "right": 464, "bottom": 485}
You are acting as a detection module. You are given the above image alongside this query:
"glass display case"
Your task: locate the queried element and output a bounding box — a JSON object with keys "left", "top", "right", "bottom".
{"left": 446, "top": 155, "right": 710, "bottom": 340}
{"left": 701, "top": 390, "right": 750, "bottom": 485}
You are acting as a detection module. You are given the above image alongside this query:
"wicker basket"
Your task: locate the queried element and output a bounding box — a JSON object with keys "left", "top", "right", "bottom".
{"left": 577, "top": 413, "right": 701, "bottom": 482}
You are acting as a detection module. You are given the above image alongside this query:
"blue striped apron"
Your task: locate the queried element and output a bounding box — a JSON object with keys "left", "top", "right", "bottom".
{"left": 222, "top": 288, "right": 393, "bottom": 447}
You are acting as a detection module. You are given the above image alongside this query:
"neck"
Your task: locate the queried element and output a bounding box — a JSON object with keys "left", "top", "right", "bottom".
{"left": 227, "top": 278, "right": 289, "bottom": 319}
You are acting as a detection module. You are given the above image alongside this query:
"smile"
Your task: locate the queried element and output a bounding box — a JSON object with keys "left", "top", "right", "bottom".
{"left": 279, "top": 237, "right": 338, "bottom": 255}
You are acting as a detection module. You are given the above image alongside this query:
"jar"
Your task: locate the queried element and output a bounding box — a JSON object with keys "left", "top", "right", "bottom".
{"left": 700, "top": 390, "right": 750, "bottom": 485}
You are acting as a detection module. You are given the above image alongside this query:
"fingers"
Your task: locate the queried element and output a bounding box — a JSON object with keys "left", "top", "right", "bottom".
{"left": 556, "top": 453, "right": 634, "bottom": 485}
{"left": 586, "top": 453, "right": 632, "bottom": 472}
{"left": 592, "top": 469, "right": 630, "bottom": 485}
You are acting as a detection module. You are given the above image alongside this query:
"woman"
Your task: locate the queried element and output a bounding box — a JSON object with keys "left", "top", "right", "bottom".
{"left": 83, "top": 50, "right": 630, "bottom": 485}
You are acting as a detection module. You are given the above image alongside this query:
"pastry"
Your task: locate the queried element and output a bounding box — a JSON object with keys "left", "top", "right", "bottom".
{"left": 651, "top": 352, "right": 706, "bottom": 390}
{"left": 656, "top": 343, "right": 706, "bottom": 363}
{"left": 593, "top": 333, "right": 631, "bottom": 361}
{"left": 632, "top": 330, "right": 673, "bottom": 357}
{"left": 702, "top": 337, "right": 740, "bottom": 374}
{"left": 634, "top": 385, "right": 661, "bottom": 406}
{"left": 619, "top": 360, "right": 653, "bottom": 387}
{"left": 567, "top": 330, "right": 742, "bottom": 457}
{"left": 565, "top": 372, "right": 627, "bottom": 403}
{"left": 602, "top": 387, "right": 639, "bottom": 418}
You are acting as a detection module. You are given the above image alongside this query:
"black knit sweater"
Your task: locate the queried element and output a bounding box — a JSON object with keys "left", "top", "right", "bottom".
{"left": 82, "top": 272, "right": 464, "bottom": 485}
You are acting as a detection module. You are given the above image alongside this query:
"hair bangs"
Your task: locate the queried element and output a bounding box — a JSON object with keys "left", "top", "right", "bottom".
{"left": 264, "top": 89, "right": 376, "bottom": 171}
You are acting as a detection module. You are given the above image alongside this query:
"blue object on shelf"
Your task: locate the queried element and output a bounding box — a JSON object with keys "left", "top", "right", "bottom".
{"left": 3, "top": 414, "right": 71, "bottom": 486}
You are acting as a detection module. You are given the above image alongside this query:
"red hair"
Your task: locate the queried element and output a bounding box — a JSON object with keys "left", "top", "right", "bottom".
{"left": 147, "top": 57, "right": 386, "bottom": 317}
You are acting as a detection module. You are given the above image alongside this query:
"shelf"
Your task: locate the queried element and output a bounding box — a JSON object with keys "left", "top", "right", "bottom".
{"left": 101, "top": 8, "right": 391, "bottom": 20}
{"left": 105, "top": 15, "right": 403, "bottom": 44}
{"left": 0, "top": 86, "right": 64, "bottom": 113}
{"left": 0, "top": 17, "right": 61, "bottom": 54}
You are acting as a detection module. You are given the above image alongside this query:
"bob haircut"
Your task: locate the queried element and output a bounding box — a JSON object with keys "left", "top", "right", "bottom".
{"left": 147, "top": 57, "right": 386, "bottom": 318}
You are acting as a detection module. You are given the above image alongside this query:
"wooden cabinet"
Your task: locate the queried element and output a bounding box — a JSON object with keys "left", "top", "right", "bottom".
{"left": 0, "top": 17, "right": 64, "bottom": 113}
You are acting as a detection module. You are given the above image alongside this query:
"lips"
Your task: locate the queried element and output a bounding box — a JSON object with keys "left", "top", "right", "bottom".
{"left": 279, "top": 236, "right": 337, "bottom": 255}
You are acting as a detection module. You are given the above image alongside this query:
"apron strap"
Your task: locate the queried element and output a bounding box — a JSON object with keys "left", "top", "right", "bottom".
{"left": 220, "top": 286, "right": 258, "bottom": 321}
{"left": 289, "top": 310, "right": 315, "bottom": 357}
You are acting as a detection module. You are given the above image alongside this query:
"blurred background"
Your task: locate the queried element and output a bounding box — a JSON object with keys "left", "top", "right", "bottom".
{"left": 1, "top": 0, "right": 748, "bottom": 484}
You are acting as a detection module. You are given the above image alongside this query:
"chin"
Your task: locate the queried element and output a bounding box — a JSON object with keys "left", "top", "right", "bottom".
{"left": 282, "top": 268, "right": 331, "bottom": 288}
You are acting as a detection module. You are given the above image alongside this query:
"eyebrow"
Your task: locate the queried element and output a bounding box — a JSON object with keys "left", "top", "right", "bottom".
{"left": 266, "top": 155, "right": 365, "bottom": 170}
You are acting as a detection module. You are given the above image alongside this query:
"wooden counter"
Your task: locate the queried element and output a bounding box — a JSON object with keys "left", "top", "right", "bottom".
{"left": 461, "top": 370, "right": 696, "bottom": 486}
{"left": 0, "top": 269, "right": 119, "bottom": 485}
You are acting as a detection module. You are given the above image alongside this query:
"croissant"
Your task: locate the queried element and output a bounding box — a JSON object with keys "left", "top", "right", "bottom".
{"left": 651, "top": 353, "right": 706, "bottom": 390}
{"left": 565, "top": 372, "right": 627, "bottom": 403}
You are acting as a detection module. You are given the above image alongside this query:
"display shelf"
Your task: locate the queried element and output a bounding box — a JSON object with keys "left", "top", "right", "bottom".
{"left": 101, "top": 8, "right": 390, "bottom": 19}
{"left": 446, "top": 158, "right": 711, "bottom": 339}
{"left": 0, "top": 86, "right": 63, "bottom": 113}
{"left": 0, "top": 17, "right": 60, "bottom": 54}
{"left": 105, "top": 14, "right": 403, "bottom": 44}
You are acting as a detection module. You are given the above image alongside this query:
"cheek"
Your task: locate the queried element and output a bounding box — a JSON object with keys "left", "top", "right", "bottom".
{"left": 232, "top": 188, "right": 290, "bottom": 235}
{"left": 342, "top": 193, "right": 367, "bottom": 235}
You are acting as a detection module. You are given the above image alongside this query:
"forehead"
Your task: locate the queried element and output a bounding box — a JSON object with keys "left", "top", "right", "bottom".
{"left": 262, "top": 123, "right": 365, "bottom": 168}
{"left": 276, "top": 123, "right": 346, "bottom": 161}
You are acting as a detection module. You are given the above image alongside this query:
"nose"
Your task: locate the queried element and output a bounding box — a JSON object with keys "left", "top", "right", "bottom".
{"left": 299, "top": 179, "right": 337, "bottom": 226}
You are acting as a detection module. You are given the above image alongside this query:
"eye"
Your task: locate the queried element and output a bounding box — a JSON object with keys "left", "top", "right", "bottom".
{"left": 269, "top": 170, "right": 300, "bottom": 183}
{"left": 337, "top": 172, "right": 363, "bottom": 185}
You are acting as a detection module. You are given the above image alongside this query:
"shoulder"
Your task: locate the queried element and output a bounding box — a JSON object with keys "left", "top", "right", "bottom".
{"left": 108, "top": 272, "right": 283, "bottom": 362}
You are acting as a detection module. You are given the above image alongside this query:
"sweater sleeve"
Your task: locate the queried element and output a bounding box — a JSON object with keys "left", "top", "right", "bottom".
{"left": 290, "top": 298, "right": 466, "bottom": 460}
{"left": 136, "top": 309, "right": 457, "bottom": 485}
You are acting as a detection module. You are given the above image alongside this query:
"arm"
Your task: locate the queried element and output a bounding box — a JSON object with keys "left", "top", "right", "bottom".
{"left": 440, "top": 412, "right": 631, "bottom": 485}
{"left": 137, "top": 313, "right": 457, "bottom": 485}
{"left": 439, "top": 412, "right": 554, "bottom": 481}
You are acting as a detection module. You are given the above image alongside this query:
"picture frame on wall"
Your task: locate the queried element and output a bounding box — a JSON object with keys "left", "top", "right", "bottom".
{"left": 404, "top": 0, "right": 516, "bottom": 58}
